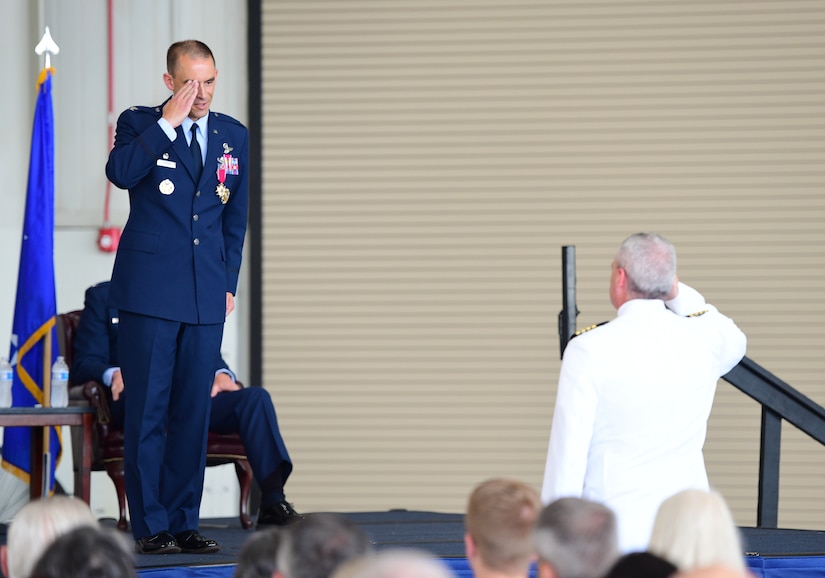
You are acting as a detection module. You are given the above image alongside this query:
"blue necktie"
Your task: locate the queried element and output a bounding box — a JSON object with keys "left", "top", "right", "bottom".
{"left": 190, "top": 124, "right": 203, "bottom": 182}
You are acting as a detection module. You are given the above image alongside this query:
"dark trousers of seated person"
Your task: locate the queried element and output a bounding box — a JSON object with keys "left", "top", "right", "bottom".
{"left": 109, "top": 385, "right": 293, "bottom": 507}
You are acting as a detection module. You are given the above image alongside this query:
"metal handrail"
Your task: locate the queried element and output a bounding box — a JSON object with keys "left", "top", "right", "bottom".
{"left": 722, "top": 357, "right": 825, "bottom": 527}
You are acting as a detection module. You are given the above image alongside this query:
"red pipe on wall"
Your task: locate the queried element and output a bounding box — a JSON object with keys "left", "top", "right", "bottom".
{"left": 97, "top": 0, "right": 120, "bottom": 252}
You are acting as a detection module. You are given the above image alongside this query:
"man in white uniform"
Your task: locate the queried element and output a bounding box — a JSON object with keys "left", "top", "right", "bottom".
{"left": 541, "top": 233, "right": 747, "bottom": 553}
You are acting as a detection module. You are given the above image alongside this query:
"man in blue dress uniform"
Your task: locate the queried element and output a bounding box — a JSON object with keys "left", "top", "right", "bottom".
{"left": 106, "top": 40, "right": 248, "bottom": 554}
{"left": 70, "top": 281, "right": 302, "bottom": 537}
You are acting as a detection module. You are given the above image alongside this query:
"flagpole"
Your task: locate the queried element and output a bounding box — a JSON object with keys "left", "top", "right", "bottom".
{"left": 42, "top": 321, "right": 52, "bottom": 494}
{"left": 36, "top": 26, "right": 60, "bottom": 496}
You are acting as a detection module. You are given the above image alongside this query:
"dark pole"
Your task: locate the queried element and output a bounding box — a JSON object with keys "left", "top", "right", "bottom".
{"left": 247, "top": 0, "right": 262, "bottom": 389}
{"left": 246, "top": 0, "right": 263, "bottom": 516}
{"left": 558, "top": 246, "right": 578, "bottom": 358}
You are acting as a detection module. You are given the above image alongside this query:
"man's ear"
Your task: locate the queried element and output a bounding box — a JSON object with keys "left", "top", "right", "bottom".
{"left": 464, "top": 532, "right": 477, "bottom": 559}
{"left": 616, "top": 266, "right": 628, "bottom": 289}
{"left": 163, "top": 72, "right": 175, "bottom": 92}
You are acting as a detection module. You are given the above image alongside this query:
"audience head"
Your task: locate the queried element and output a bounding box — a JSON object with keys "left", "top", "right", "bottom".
{"left": 464, "top": 478, "right": 541, "bottom": 577}
{"left": 0, "top": 495, "right": 98, "bottom": 578}
{"left": 29, "top": 525, "right": 136, "bottom": 578}
{"left": 277, "top": 513, "right": 373, "bottom": 578}
{"left": 534, "top": 497, "right": 619, "bottom": 578}
{"left": 235, "top": 527, "right": 282, "bottom": 578}
{"left": 648, "top": 489, "right": 746, "bottom": 574}
{"left": 604, "top": 552, "right": 677, "bottom": 578}
{"left": 332, "top": 549, "right": 455, "bottom": 578}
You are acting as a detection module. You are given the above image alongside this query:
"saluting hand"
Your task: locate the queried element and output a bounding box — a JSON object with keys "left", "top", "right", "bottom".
{"left": 162, "top": 79, "right": 199, "bottom": 128}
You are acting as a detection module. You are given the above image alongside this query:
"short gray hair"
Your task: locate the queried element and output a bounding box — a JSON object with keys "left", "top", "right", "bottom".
{"left": 615, "top": 233, "right": 677, "bottom": 300}
{"left": 534, "top": 498, "right": 619, "bottom": 578}
{"left": 278, "top": 513, "right": 372, "bottom": 578}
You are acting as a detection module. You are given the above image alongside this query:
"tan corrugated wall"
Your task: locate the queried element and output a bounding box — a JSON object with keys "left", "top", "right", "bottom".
{"left": 260, "top": 1, "right": 825, "bottom": 527}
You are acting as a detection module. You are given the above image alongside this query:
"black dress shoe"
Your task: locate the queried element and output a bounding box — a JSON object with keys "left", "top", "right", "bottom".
{"left": 135, "top": 531, "right": 181, "bottom": 555}
{"left": 174, "top": 530, "right": 220, "bottom": 554}
{"left": 257, "top": 501, "right": 304, "bottom": 528}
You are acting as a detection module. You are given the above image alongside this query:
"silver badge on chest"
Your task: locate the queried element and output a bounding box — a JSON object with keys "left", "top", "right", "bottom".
{"left": 159, "top": 179, "right": 175, "bottom": 195}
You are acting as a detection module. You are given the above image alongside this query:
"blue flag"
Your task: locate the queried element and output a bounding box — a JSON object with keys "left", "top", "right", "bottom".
{"left": 1, "top": 69, "right": 61, "bottom": 493}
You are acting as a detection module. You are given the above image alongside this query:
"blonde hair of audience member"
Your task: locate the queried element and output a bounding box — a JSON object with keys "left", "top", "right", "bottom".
{"left": 332, "top": 549, "right": 455, "bottom": 578}
{"left": 673, "top": 564, "right": 751, "bottom": 578}
{"left": 0, "top": 496, "right": 98, "bottom": 578}
{"left": 648, "top": 489, "right": 746, "bottom": 574}
{"left": 534, "top": 497, "right": 619, "bottom": 578}
{"left": 464, "top": 478, "right": 541, "bottom": 578}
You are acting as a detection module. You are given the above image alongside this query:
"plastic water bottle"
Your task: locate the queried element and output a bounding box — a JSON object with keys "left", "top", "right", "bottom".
{"left": 50, "top": 356, "right": 69, "bottom": 408}
{"left": 0, "top": 357, "right": 12, "bottom": 409}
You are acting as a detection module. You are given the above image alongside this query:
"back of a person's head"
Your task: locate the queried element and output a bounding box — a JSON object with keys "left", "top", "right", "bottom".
{"left": 615, "top": 232, "right": 676, "bottom": 299}
{"left": 465, "top": 478, "right": 541, "bottom": 574}
{"left": 29, "top": 525, "right": 136, "bottom": 578}
{"left": 235, "top": 527, "right": 282, "bottom": 578}
{"left": 648, "top": 489, "right": 746, "bottom": 574}
{"left": 332, "top": 549, "right": 455, "bottom": 578}
{"left": 5, "top": 496, "right": 98, "bottom": 578}
{"left": 534, "top": 497, "right": 619, "bottom": 578}
{"left": 604, "top": 552, "right": 678, "bottom": 578}
{"left": 278, "top": 513, "right": 373, "bottom": 578}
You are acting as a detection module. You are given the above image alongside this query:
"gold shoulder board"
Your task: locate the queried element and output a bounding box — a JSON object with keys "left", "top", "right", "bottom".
{"left": 686, "top": 309, "right": 709, "bottom": 318}
{"left": 570, "top": 321, "right": 608, "bottom": 339}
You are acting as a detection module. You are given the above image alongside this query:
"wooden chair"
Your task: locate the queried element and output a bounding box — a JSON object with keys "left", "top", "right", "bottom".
{"left": 59, "top": 310, "right": 254, "bottom": 531}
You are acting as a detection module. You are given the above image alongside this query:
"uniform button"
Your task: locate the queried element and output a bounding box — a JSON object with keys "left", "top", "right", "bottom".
{"left": 193, "top": 238, "right": 200, "bottom": 246}
{"left": 193, "top": 214, "right": 199, "bottom": 221}
{"left": 195, "top": 190, "right": 201, "bottom": 197}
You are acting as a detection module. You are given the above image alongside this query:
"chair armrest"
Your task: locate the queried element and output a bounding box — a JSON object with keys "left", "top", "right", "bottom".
{"left": 82, "top": 380, "right": 114, "bottom": 437}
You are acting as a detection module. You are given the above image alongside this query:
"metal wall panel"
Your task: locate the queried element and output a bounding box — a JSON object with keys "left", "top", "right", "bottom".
{"left": 260, "top": 0, "right": 825, "bottom": 526}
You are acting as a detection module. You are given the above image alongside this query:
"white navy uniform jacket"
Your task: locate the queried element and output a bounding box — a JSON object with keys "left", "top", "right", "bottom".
{"left": 541, "top": 283, "right": 747, "bottom": 553}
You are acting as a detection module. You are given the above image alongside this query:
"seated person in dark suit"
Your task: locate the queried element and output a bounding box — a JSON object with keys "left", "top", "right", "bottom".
{"left": 70, "top": 281, "right": 301, "bottom": 528}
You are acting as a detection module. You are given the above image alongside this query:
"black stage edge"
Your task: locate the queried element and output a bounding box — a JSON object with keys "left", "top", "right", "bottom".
{"left": 740, "top": 527, "right": 825, "bottom": 558}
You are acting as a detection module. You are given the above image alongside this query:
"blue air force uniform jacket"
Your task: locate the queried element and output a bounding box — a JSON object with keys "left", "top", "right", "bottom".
{"left": 105, "top": 103, "right": 248, "bottom": 325}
